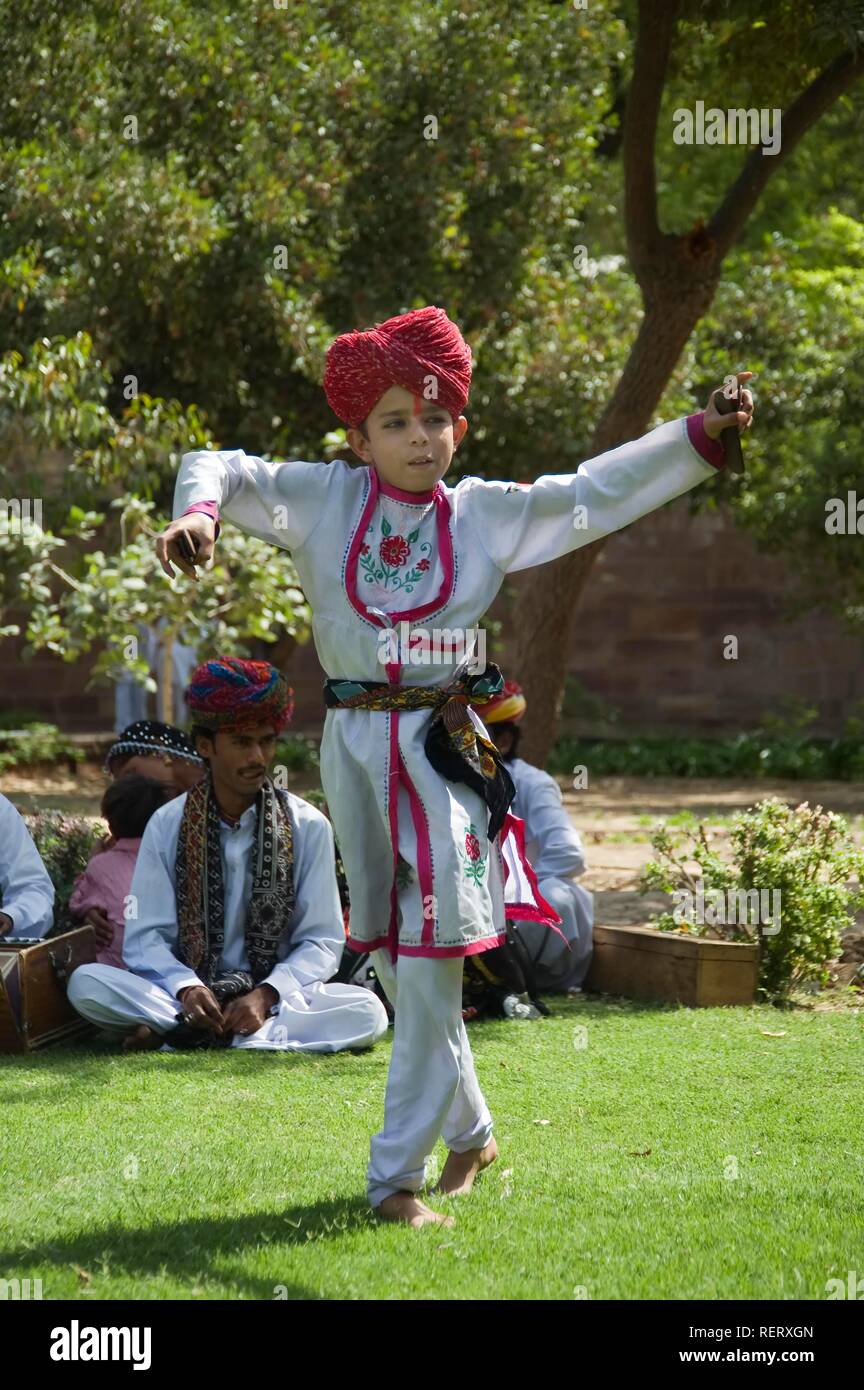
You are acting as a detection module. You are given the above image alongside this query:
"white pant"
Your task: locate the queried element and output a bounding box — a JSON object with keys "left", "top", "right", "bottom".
{"left": 366, "top": 951, "right": 493, "bottom": 1208}
{"left": 67, "top": 963, "right": 388, "bottom": 1053}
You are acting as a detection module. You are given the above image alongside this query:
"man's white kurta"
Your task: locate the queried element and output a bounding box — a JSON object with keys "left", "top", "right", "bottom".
{"left": 173, "top": 416, "right": 721, "bottom": 959}
{"left": 122, "top": 789, "right": 345, "bottom": 998}
{"left": 0, "top": 793, "right": 55, "bottom": 939}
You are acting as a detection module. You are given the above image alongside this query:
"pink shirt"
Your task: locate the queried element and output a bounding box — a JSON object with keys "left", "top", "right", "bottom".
{"left": 69, "top": 838, "right": 142, "bottom": 970}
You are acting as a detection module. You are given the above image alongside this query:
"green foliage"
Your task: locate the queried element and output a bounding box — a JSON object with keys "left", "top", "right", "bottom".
{"left": 22, "top": 810, "right": 103, "bottom": 930}
{"left": 677, "top": 205, "right": 864, "bottom": 634}
{"left": 0, "top": 722, "right": 81, "bottom": 772}
{"left": 274, "top": 733, "right": 320, "bottom": 775}
{"left": 0, "top": 332, "right": 312, "bottom": 708}
{"left": 639, "top": 798, "right": 864, "bottom": 1002}
{"left": 549, "top": 697, "right": 864, "bottom": 780}
{"left": 0, "top": 0, "right": 622, "bottom": 464}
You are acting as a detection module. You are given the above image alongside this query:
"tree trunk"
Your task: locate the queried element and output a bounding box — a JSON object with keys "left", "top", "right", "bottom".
{"left": 159, "top": 630, "right": 176, "bottom": 726}
{"left": 514, "top": 282, "right": 716, "bottom": 766}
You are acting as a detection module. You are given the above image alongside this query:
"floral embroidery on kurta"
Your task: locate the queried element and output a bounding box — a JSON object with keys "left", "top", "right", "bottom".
{"left": 458, "top": 823, "right": 487, "bottom": 885}
{"left": 359, "top": 515, "right": 433, "bottom": 594}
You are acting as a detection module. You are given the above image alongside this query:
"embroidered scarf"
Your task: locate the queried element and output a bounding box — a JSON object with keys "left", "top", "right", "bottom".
{"left": 323, "top": 663, "right": 516, "bottom": 842}
{"left": 175, "top": 775, "right": 296, "bottom": 993}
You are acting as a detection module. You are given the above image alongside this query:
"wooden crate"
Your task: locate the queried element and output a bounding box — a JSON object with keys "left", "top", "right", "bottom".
{"left": 0, "top": 927, "right": 96, "bottom": 1051}
{"left": 585, "top": 924, "right": 758, "bottom": 1007}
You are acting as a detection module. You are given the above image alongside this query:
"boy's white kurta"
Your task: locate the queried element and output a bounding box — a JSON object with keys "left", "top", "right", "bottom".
{"left": 0, "top": 793, "right": 55, "bottom": 939}
{"left": 66, "top": 789, "right": 388, "bottom": 1052}
{"left": 173, "top": 416, "right": 721, "bottom": 961}
{"left": 507, "top": 756, "right": 595, "bottom": 990}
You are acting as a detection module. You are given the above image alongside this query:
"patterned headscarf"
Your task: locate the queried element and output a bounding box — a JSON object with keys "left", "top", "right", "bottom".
{"left": 175, "top": 776, "right": 296, "bottom": 998}
{"left": 184, "top": 658, "right": 294, "bottom": 734}
{"left": 323, "top": 305, "right": 473, "bottom": 427}
{"left": 472, "top": 679, "right": 526, "bottom": 726}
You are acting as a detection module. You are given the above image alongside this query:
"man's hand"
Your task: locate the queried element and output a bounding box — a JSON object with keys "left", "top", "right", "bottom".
{"left": 222, "top": 984, "right": 279, "bottom": 1039}
{"left": 84, "top": 907, "right": 114, "bottom": 950}
{"left": 155, "top": 513, "right": 217, "bottom": 583}
{"left": 703, "top": 370, "right": 755, "bottom": 440}
{"left": 176, "top": 983, "right": 225, "bottom": 1034}
{"left": 0, "top": 912, "right": 13, "bottom": 937}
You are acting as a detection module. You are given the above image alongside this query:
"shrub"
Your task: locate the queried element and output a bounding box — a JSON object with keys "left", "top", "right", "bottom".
{"left": 22, "top": 810, "right": 103, "bottom": 933}
{"left": 639, "top": 798, "right": 864, "bottom": 1003}
{"left": 0, "top": 723, "right": 82, "bottom": 773}
{"left": 274, "top": 733, "right": 320, "bottom": 774}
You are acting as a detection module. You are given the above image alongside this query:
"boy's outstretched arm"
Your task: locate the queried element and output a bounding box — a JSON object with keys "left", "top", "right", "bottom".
{"left": 458, "top": 373, "right": 754, "bottom": 575}
{"left": 156, "top": 448, "right": 337, "bottom": 581}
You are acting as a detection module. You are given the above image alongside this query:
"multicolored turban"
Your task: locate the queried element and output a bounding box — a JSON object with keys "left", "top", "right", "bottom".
{"left": 184, "top": 658, "right": 294, "bottom": 734}
{"left": 322, "top": 304, "right": 473, "bottom": 427}
{"left": 472, "top": 679, "right": 526, "bottom": 725}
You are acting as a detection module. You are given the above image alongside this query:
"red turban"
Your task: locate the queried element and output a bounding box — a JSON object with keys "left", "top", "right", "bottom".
{"left": 323, "top": 305, "right": 472, "bottom": 427}
{"left": 185, "top": 658, "right": 294, "bottom": 734}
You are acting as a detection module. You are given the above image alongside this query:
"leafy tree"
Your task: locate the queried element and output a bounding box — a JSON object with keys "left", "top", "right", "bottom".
{"left": 0, "top": 332, "right": 310, "bottom": 716}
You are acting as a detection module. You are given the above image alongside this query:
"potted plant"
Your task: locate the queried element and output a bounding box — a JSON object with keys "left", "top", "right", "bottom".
{"left": 586, "top": 798, "right": 864, "bottom": 1006}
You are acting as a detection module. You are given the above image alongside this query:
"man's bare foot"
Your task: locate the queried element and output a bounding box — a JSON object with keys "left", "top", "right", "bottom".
{"left": 122, "top": 1024, "right": 163, "bottom": 1052}
{"left": 433, "top": 1137, "right": 498, "bottom": 1196}
{"left": 376, "top": 1192, "right": 455, "bottom": 1229}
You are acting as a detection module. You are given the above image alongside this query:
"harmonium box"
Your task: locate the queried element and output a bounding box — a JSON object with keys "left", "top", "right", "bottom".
{"left": 0, "top": 926, "right": 96, "bottom": 1052}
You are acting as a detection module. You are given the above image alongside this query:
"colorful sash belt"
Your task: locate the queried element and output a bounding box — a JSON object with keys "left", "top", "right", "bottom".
{"left": 323, "top": 663, "right": 516, "bottom": 842}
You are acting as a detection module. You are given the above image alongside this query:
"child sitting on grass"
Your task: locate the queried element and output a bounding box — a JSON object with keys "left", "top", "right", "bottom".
{"left": 69, "top": 775, "right": 171, "bottom": 969}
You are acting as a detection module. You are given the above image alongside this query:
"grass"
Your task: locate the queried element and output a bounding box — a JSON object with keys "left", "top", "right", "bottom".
{"left": 1, "top": 998, "right": 862, "bottom": 1301}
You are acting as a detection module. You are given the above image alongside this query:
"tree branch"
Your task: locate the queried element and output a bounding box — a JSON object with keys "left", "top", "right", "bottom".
{"left": 710, "top": 47, "right": 864, "bottom": 257}
{"left": 624, "top": 0, "right": 681, "bottom": 265}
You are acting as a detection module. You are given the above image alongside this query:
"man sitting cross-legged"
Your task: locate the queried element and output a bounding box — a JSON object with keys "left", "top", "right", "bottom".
{"left": 67, "top": 657, "right": 389, "bottom": 1053}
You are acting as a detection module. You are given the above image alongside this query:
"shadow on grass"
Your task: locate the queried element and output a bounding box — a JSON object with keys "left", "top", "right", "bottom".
{"left": 0, "top": 1045, "right": 390, "bottom": 1109}
{"left": 0, "top": 1198, "right": 378, "bottom": 1300}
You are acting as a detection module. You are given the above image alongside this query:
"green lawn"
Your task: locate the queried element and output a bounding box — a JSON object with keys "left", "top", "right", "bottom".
{"left": 1, "top": 998, "right": 861, "bottom": 1301}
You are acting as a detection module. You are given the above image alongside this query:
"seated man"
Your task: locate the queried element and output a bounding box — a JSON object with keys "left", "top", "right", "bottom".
{"left": 68, "top": 657, "right": 389, "bottom": 1053}
{"left": 0, "top": 793, "right": 55, "bottom": 940}
{"left": 477, "top": 680, "right": 594, "bottom": 994}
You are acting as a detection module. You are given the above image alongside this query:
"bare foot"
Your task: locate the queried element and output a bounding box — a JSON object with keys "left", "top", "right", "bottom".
{"left": 122, "top": 1024, "right": 163, "bottom": 1052}
{"left": 433, "top": 1137, "right": 498, "bottom": 1196}
{"left": 376, "top": 1192, "right": 455, "bottom": 1229}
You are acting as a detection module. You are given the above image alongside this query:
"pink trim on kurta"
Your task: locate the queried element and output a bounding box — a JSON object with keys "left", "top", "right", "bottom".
{"left": 344, "top": 467, "right": 455, "bottom": 627}
{"left": 686, "top": 412, "right": 726, "bottom": 470}
{"left": 398, "top": 754, "right": 436, "bottom": 947}
{"left": 398, "top": 932, "right": 508, "bottom": 959}
{"left": 500, "top": 812, "right": 566, "bottom": 939}
{"left": 378, "top": 477, "right": 439, "bottom": 503}
{"left": 386, "top": 711, "right": 401, "bottom": 962}
{"left": 345, "top": 932, "right": 391, "bottom": 955}
{"left": 181, "top": 501, "right": 222, "bottom": 539}
{"left": 346, "top": 930, "right": 507, "bottom": 959}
